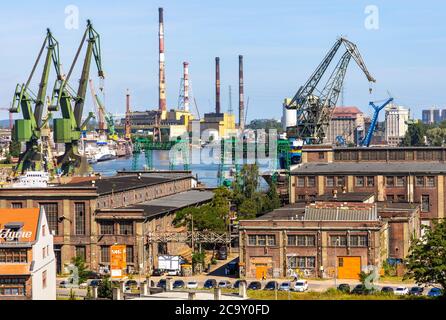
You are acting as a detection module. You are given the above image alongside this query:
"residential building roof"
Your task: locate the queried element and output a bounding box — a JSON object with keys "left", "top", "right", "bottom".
{"left": 0, "top": 208, "right": 40, "bottom": 244}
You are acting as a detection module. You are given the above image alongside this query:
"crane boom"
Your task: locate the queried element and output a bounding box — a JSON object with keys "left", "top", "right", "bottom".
{"left": 361, "top": 98, "right": 393, "bottom": 147}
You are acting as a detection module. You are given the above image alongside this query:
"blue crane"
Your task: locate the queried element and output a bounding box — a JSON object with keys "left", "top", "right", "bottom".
{"left": 361, "top": 97, "right": 394, "bottom": 147}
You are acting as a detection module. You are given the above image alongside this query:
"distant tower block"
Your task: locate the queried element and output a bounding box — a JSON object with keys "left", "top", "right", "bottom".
{"left": 183, "top": 62, "right": 190, "bottom": 112}
{"left": 159, "top": 7, "right": 167, "bottom": 111}
{"left": 238, "top": 55, "right": 245, "bottom": 131}
{"left": 215, "top": 57, "right": 221, "bottom": 114}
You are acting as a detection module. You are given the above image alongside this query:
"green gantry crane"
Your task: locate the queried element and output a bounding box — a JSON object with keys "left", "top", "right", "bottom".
{"left": 50, "top": 20, "right": 104, "bottom": 175}
{"left": 10, "top": 29, "right": 61, "bottom": 175}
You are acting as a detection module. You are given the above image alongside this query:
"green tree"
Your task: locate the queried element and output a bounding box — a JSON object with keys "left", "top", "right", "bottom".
{"left": 9, "top": 135, "right": 21, "bottom": 158}
{"left": 426, "top": 127, "right": 446, "bottom": 146}
{"left": 401, "top": 122, "right": 426, "bottom": 146}
{"left": 404, "top": 220, "right": 446, "bottom": 294}
{"left": 97, "top": 276, "right": 113, "bottom": 299}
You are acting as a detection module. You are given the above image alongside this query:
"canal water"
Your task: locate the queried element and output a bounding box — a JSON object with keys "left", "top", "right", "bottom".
{"left": 92, "top": 150, "right": 275, "bottom": 188}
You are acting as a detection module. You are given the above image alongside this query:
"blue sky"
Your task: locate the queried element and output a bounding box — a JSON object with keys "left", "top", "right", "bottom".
{"left": 1, "top": 0, "right": 445, "bottom": 122}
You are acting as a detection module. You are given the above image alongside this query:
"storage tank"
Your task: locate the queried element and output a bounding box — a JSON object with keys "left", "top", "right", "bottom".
{"left": 282, "top": 98, "right": 297, "bottom": 130}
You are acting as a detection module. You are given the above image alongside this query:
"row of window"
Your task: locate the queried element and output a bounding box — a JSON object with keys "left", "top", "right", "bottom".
{"left": 334, "top": 150, "right": 444, "bottom": 161}
{"left": 99, "top": 221, "right": 134, "bottom": 235}
{"left": 247, "top": 234, "right": 368, "bottom": 247}
{"left": 287, "top": 256, "right": 316, "bottom": 269}
{"left": 330, "top": 235, "right": 368, "bottom": 247}
{"left": 296, "top": 175, "right": 437, "bottom": 188}
{"left": 0, "top": 249, "right": 28, "bottom": 263}
{"left": 38, "top": 202, "right": 85, "bottom": 236}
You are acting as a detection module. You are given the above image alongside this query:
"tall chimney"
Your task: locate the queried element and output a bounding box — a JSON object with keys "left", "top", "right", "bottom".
{"left": 238, "top": 55, "right": 245, "bottom": 131}
{"left": 158, "top": 7, "right": 166, "bottom": 111}
{"left": 183, "top": 62, "right": 190, "bottom": 112}
{"left": 125, "top": 89, "right": 131, "bottom": 140}
{"left": 215, "top": 57, "right": 221, "bottom": 114}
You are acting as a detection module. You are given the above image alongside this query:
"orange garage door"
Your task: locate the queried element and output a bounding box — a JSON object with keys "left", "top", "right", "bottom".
{"left": 337, "top": 257, "right": 361, "bottom": 280}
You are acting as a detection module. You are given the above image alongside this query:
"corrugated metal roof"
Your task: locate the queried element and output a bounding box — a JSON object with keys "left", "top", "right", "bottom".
{"left": 304, "top": 205, "right": 378, "bottom": 221}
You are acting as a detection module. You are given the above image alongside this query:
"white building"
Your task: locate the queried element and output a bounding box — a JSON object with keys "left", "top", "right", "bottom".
{"left": 385, "top": 103, "right": 409, "bottom": 146}
{"left": 0, "top": 207, "right": 56, "bottom": 300}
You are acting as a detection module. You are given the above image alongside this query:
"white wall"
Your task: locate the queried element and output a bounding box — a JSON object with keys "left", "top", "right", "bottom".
{"left": 31, "top": 208, "right": 56, "bottom": 300}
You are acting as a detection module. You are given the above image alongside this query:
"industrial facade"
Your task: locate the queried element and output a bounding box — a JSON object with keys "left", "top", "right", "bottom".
{"left": 0, "top": 172, "right": 209, "bottom": 274}
{"left": 239, "top": 195, "right": 420, "bottom": 279}
{"left": 324, "top": 106, "right": 365, "bottom": 145}
{"left": 292, "top": 146, "right": 446, "bottom": 227}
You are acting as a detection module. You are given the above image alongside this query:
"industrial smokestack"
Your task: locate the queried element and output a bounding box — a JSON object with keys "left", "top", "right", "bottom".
{"left": 125, "top": 89, "right": 131, "bottom": 140}
{"left": 159, "top": 7, "right": 166, "bottom": 111}
{"left": 183, "top": 62, "right": 190, "bottom": 112}
{"left": 238, "top": 55, "right": 245, "bottom": 131}
{"left": 215, "top": 57, "right": 221, "bottom": 114}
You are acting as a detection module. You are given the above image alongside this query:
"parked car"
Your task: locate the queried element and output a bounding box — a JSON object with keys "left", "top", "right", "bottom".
{"left": 203, "top": 279, "right": 217, "bottom": 289}
{"left": 186, "top": 281, "right": 198, "bottom": 289}
{"left": 394, "top": 287, "right": 409, "bottom": 295}
{"left": 167, "top": 269, "right": 181, "bottom": 276}
{"left": 293, "top": 280, "right": 308, "bottom": 292}
{"left": 233, "top": 280, "right": 246, "bottom": 289}
{"left": 89, "top": 279, "right": 102, "bottom": 287}
{"left": 381, "top": 286, "right": 394, "bottom": 294}
{"left": 351, "top": 284, "right": 368, "bottom": 295}
{"left": 217, "top": 246, "right": 228, "bottom": 260}
{"left": 157, "top": 279, "right": 167, "bottom": 289}
{"left": 264, "top": 281, "right": 278, "bottom": 291}
{"left": 59, "top": 280, "right": 70, "bottom": 288}
{"left": 218, "top": 280, "right": 232, "bottom": 288}
{"left": 337, "top": 283, "right": 351, "bottom": 293}
{"left": 173, "top": 280, "right": 185, "bottom": 289}
{"left": 279, "top": 282, "right": 292, "bottom": 291}
{"left": 152, "top": 269, "right": 165, "bottom": 276}
{"left": 248, "top": 281, "right": 262, "bottom": 290}
{"left": 86, "top": 271, "right": 102, "bottom": 279}
{"left": 428, "top": 287, "right": 443, "bottom": 297}
{"left": 409, "top": 286, "right": 424, "bottom": 296}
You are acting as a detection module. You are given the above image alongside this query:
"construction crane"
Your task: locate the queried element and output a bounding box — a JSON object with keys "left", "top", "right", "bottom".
{"left": 89, "top": 79, "right": 106, "bottom": 132}
{"left": 10, "top": 29, "right": 61, "bottom": 175}
{"left": 89, "top": 79, "right": 117, "bottom": 140}
{"left": 361, "top": 97, "right": 393, "bottom": 147}
{"left": 50, "top": 20, "right": 104, "bottom": 175}
{"left": 285, "top": 37, "right": 376, "bottom": 144}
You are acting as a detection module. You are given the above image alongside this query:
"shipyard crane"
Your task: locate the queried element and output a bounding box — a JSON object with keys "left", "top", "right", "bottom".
{"left": 285, "top": 37, "right": 376, "bottom": 144}
{"left": 89, "top": 79, "right": 106, "bottom": 132}
{"left": 360, "top": 97, "right": 393, "bottom": 147}
{"left": 10, "top": 29, "right": 61, "bottom": 175}
{"left": 50, "top": 20, "right": 104, "bottom": 175}
{"left": 89, "top": 79, "right": 117, "bottom": 140}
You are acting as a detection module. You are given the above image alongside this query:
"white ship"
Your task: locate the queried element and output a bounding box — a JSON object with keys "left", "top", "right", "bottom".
{"left": 12, "top": 171, "right": 50, "bottom": 188}
{"left": 94, "top": 143, "right": 117, "bottom": 162}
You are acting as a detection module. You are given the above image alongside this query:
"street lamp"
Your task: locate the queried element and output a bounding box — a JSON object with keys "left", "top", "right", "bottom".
{"left": 334, "top": 236, "right": 340, "bottom": 287}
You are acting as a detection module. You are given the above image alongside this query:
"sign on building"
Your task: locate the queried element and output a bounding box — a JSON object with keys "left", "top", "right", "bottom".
{"left": 110, "top": 244, "right": 127, "bottom": 279}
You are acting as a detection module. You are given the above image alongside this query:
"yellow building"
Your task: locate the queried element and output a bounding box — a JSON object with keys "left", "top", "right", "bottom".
{"left": 200, "top": 112, "right": 237, "bottom": 140}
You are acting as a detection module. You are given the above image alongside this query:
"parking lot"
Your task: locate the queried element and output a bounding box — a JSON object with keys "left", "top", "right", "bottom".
{"left": 56, "top": 275, "right": 441, "bottom": 298}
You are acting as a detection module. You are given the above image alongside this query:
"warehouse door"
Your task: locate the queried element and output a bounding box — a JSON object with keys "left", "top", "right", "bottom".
{"left": 255, "top": 264, "right": 268, "bottom": 279}
{"left": 337, "top": 257, "right": 361, "bottom": 280}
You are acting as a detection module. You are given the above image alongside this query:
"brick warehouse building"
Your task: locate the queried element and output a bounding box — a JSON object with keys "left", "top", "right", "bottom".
{"left": 290, "top": 146, "right": 446, "bottom": 227}
{"left": 239, "top": 198, "right": 420, "bottom": 279}
{"left": 0, "top": 172, "right": 213, "bottom": 274}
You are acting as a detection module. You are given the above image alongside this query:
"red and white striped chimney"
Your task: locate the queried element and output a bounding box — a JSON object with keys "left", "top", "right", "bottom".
{"left": 183, "top": 62, "right": 190, "bottom": 112}
{"left": 158, "top": 7, "right": 166, "bottom": 111}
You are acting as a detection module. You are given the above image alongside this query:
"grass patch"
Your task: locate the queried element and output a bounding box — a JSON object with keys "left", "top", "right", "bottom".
{"left": 379, "top": 276, "right": 415, "bottom": 284}
{"left": 247, "top": 289, "right": 429, "bottom": 300}
{"left": 0, "top": 163, "right": 14, "bottom": 168}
